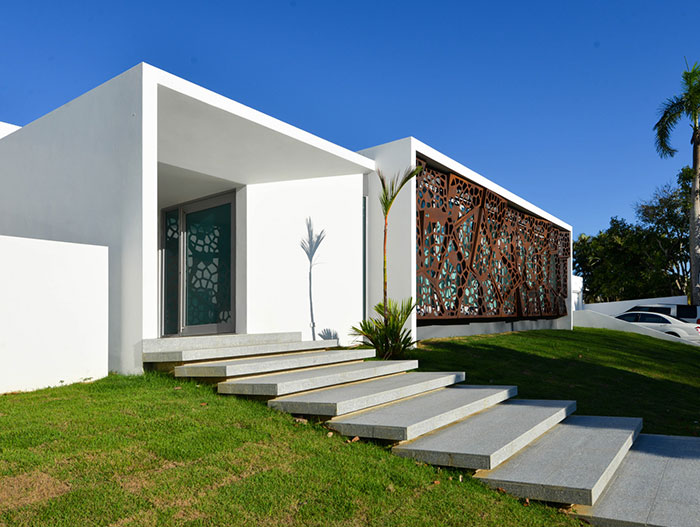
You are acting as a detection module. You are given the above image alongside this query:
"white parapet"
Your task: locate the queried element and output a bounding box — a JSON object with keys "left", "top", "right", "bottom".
{"left": 0, "top": 236, "right": 108, "bottom": 394}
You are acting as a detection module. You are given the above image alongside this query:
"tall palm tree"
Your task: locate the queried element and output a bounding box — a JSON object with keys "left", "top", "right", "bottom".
{"left": 377, "top": 166, "right": 423, "bottom": 323}
{"left": 300, "top": 217, "right": 326, "bottom": 340}
{"left": 654, "top": 62, "right": 700, "bottom": 303}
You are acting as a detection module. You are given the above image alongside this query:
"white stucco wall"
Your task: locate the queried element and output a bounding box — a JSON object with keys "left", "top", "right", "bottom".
{"left": 242, "top": 174, "right": 364, "bottom": 344}
{"left": 0, "top": 236, "right": 108, "bottom": 393}
{"left": 0, "top": 64, "right": 150, "bottom": 374}
{"left": 0, "top": 121, "right": 20, "bottom": 139}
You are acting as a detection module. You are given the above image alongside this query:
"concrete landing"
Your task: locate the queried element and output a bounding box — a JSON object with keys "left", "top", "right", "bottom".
{"left": 218, "top": 360, "right": 418, "bottom": 396}
{"left": 142, "top": 332, "right": 301, "bottom": 353}
{"left": 268, "top": 371, "right": 465, "bottom": 416}
{"left": 477, "top": 415, "right": 643, "bottom": 506}
{"left": 329, "top": 385, "right": 517, "bottom": 441}
{"left": 576, "top": 434, "right": 700, "bottom": 527}
{"left": 173, "top": 349, "right": 375, "bottom": 378}
{"left": 393, "top": 399, "right": 575, "bottom": 469}
{"left": 144, "top": 339, "right": 337, "bottom": 363}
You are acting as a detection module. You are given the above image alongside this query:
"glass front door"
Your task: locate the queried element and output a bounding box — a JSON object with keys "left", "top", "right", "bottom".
{"left": 162, "top": 193, "right": 235, "bottom": 336}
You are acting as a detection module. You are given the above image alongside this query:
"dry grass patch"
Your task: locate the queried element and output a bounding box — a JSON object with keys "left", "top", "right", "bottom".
{"left": 0, "top": 471, "right": 70, "bottom": 511}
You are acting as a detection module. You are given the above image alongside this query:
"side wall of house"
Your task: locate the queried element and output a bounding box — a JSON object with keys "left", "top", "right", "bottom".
{"left": 0, "top": 65, "right": 147, "bottom": 374}
{"left": 242, "top": 174, "right": 364, "bottom": 344}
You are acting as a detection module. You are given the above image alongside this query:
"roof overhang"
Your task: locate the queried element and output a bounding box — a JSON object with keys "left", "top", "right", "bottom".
{"left": 152, "top": 66, "right": 375, "bottom": 186}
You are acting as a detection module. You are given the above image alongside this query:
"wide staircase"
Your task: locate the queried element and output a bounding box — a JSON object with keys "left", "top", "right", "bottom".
{"left": 143, "top": 332, "right": 700, "bottom": 527}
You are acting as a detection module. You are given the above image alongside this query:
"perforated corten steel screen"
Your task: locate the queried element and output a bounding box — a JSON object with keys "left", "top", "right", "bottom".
{"left": 416, "top": 157, "right": 570, "bottom": 323}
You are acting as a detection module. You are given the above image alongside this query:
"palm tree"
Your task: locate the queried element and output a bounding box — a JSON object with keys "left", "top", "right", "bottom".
{"left": 654, "top": 62, "right": 700, "bottom": 303}
{"left": 377, "top": 166, "right": 423, "bottom": 323}
{"left": 300, "top": 217, "right": 326, "bottom": 340}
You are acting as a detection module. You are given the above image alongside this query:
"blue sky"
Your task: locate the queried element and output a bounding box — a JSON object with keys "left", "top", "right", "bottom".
{"left": 1, "top": 1, "right": 697, "bottom": 237}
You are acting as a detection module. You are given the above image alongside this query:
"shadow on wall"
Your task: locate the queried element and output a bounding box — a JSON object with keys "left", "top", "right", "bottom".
{"left": 300, "top": 217, "right": 336, "bottom": 341}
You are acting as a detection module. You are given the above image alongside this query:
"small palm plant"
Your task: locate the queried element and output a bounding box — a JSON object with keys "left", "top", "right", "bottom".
{"left": 378, "top": 166, "right": 423, "bottom": 324}
{"left": 300, "top": 217, "right": 326, "bottom": 340}
{"left": 654, "top": 61, "right": 700, "bottom": 303}
{"left": 352, "top": 166, "right": 423, "bottom": 358}
{"left": 352, "top": 299, "right": 415, "bottom": 359}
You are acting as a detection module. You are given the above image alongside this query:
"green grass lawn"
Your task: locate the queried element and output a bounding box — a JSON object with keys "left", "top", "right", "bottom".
{"left": 0, "top": 374, "right": 576, "bottom": 527}
{"left": 410, "top": 327, "right": 700, "bottom": 437}
{"left": 1, "top": 327, "right": 697, "bottom": 526}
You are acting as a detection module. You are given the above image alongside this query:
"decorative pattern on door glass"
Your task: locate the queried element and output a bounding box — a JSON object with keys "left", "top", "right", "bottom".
{"left": 163, "top": 209, "right": 180, "bottom": 335}
{"left": 185, "top": 204, "right": 232, "bottom": 326}
{"left": 416, "top": 157, "right": 570, "bottom": 321}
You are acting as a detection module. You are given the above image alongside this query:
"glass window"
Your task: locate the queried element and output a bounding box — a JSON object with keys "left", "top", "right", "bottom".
{"left": 677, "top": 305, "right": 697, "bottom": 319}
{"left": 617, "top": 313, "right": 638, "bottom": 322}
{"left": 639, "top": 313, "right": 669, "bottom": 324}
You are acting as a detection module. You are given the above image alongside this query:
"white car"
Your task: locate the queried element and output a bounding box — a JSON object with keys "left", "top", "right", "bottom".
{"left": 616, "top": 311, "right": 700, "bottom": 343}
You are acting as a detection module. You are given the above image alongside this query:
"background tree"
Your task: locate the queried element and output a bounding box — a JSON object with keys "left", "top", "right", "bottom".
{"left": 653, "top": 62, "right": 700, "bottom": 303}
{"left": 574, "top": 170, "right": 691, "bottom": 302}
{"left": 635, "top": 169, "right": 690, "bottom": 295}
{"left": 574, "top": 218, "right": 676, "bottom": 302}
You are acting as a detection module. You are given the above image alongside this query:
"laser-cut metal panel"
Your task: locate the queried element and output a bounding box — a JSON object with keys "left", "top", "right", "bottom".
{"left": 416, "top": 158, "right": 569, "bottom": 322}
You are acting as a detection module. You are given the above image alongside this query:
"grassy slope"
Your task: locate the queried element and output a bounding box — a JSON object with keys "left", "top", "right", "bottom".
{"left": 2, "top": 327, "right": 697, "bottom": 526}
{"left": 0, "top": 374, "right": 577, "bottom": 527}
{"left": 410, "top": 327, "right": 700, "bottom": 437}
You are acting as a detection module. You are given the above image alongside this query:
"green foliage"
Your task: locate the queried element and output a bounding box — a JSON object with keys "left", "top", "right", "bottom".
{"left": 654, "top": 62, "right": 700, "bottom": 158}
{"left": 377, "top": 166, "right": 423, "bottom": 219}
{"left": 351, "top": 298, "right": 416, "bottom": 359}
{"left": 574, "top": 170, "right": 690, "bottom": 302}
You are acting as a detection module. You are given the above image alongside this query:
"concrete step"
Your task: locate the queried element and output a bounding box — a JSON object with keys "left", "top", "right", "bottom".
{"left": 144, "top": 339, "right": 338, "bottom": 363}
{"left": 329, "top": 385, "right": 517, "bottom": 441}
{"left": 576, "top": 434, "right": 700, "bottom": 527}
{"left": 218, "top": 360, "right": 418, "bottom": 396}
{"left": 268, "top": 371, "right": 465, "bottom": 417}
{"left": 174, "top": 349, "right": 375, "bottom": 378}
{"left": 143, "top": 332, "right": 301, "bottom": 353}
{"left": 393, "top": 399, "right": 575, "bottom": 470}
{"left": 476, "top": 415, "right": 643, "bottom": 506}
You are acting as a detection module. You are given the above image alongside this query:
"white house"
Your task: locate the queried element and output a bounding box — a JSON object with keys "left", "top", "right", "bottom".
{"left": 0, "top": 63, "right": 571, "bottom": 390}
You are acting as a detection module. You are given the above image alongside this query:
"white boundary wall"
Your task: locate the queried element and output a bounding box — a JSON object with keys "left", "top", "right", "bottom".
{"left": 0, "top": 236, "right": 108, "bottom": 393}
{"left": 582, "top": 296, "right": 688, "bottom": 316}
{"left": 573, "top": 310, "right": 698, "bottom": 346}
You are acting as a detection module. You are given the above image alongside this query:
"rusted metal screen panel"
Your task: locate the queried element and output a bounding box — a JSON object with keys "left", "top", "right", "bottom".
{"left": 416, "top": 157, "right": 570, "bottom": 322}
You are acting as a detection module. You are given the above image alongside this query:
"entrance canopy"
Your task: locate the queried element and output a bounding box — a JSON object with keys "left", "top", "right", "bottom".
{"left": 155, "top": 68, "right": 375, "bottom": 207}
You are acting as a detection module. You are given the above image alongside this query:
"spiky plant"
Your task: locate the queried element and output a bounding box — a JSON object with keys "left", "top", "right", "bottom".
{"left": 300, "top": 217, "right": 326, "bottom": 340}
{"left": 654, "top": 61, "right": 700, "bottom": 303}
{"left": 351, "top": 299, "right": 416, "bottom": 359}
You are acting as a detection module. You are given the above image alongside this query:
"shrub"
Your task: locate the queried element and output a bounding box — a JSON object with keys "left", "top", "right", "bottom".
{"left": 351, "top": 298, "right": 416, "bottom": 359}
